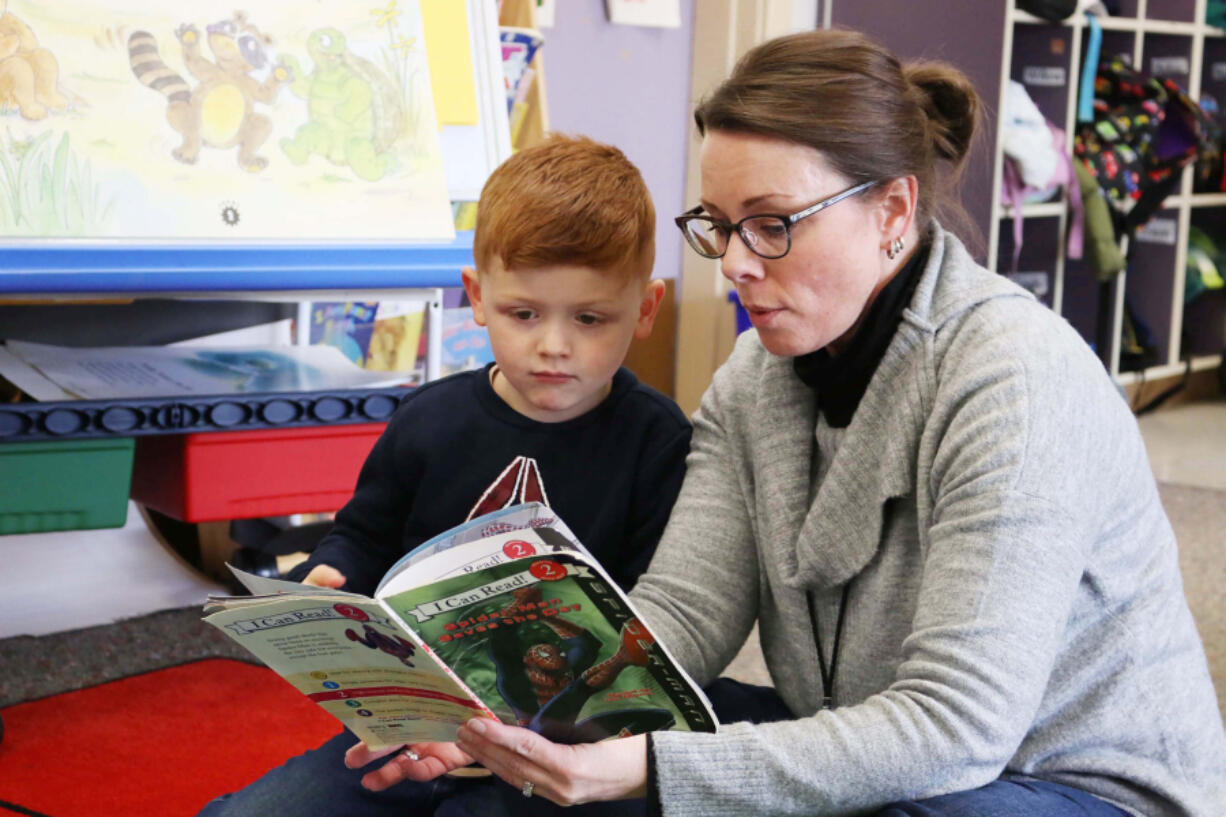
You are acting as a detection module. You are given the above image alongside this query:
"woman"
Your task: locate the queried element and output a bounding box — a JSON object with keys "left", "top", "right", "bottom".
{"left": 356, "top": 28, "right": 1226, "bottom": 815}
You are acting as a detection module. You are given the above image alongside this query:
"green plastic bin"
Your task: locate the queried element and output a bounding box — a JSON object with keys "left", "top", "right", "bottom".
{"left": 0, "top": 438, "right": 135, "bottom": 535}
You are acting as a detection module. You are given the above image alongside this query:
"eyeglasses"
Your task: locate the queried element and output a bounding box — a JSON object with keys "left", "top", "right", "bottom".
{"left": 674, "top": 180, "right": 878, "bottom": 260}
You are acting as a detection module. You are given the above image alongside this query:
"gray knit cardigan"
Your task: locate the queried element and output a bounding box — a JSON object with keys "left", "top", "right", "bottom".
{"left": 631, "top": 228, "right": 1226, "bottom": 816}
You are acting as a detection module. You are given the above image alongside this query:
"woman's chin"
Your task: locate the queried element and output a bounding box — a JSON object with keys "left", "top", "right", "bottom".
{"left": 756, "top": 328, "right": 823, "bottom": 358}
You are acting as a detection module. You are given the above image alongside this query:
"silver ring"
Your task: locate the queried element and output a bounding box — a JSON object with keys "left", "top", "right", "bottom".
{"left": 521, "top": 779, "right": 535, "bottom": 798}
{"left": 402, "top": 748, "right": 420, "bottom": 762}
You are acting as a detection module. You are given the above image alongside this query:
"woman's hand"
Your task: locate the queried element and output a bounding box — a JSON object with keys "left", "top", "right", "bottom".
{"left": 455, "top": 718, "right": 648, "bottom": 806}
{"left": 344, "top": 740, "right": 474, "bottom": 790}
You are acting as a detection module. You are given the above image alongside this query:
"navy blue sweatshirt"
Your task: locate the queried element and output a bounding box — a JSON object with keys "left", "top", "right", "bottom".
{"left": 287, "top": 365, "right": 692, "bottom": 596}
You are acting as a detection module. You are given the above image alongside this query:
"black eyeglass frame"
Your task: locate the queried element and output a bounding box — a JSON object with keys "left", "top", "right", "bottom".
{"left": 674, "top": 179, "right": 879, "bottom": 260}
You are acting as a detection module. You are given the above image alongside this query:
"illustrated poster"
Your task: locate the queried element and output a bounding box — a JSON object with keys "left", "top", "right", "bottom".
{"left": 0, "top": 0, "right": 454, "bottom": 240}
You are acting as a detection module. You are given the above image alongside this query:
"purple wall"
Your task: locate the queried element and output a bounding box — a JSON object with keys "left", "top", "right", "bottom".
{"left": 545, "top": 2, "right": 1002, "bottom": 271}
{"left": 832, "top": 2, "right": 1008, "bottom": 262}
{"left": 540, "top": 0, "right": 696, "bottom": 280}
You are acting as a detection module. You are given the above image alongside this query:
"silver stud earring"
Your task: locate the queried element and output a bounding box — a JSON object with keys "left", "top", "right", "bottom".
{"left": 886, "top": 236, "right": 905, "bottom": 260}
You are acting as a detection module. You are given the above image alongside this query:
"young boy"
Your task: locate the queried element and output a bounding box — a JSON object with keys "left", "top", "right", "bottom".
{"left": 285, "top": 134, "right": 679, "bottom": 598}
{"left": 197, "top": 135, "right": 698, "bottom": 817}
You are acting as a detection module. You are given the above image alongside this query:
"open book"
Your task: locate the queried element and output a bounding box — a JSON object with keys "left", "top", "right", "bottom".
{"left": 203, "top": 503, "right": 717, "bottom": 750}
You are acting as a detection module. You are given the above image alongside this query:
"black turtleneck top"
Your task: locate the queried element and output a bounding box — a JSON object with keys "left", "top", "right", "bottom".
{"left": 791, "top": 243, "right": 930, "bottom": 428}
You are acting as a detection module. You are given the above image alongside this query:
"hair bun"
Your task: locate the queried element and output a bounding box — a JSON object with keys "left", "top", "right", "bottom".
{"left": 904, "top": 62, "right": 980, "bottom": 167}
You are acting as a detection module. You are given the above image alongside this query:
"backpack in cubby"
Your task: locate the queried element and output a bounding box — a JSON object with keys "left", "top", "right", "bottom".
{"left": 1074, "top": 58, "right": 1214, "bottom": 233}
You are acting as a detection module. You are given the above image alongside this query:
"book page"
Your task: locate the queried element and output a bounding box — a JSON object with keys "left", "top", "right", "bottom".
{"left": 376, "top": 502, "right": 583, "bottom": 594}
{"left": 377, "top": 527, "right": 584, "bottom": 600}
{"left": 380, "top": 552, "right": 717, "bottom": 741}
{"left": 203, "top": 594, "right": 492, "bottom": 749}
{"left": 222, "top": 565, "right": 369, "bottom": 598}
{"left": 5, "top": 341, "right": 409, "bottom": 400}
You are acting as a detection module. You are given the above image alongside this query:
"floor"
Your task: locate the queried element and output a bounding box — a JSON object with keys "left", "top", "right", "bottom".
{"left": 1137, "top": 398, "right": 1226, "bottom": 491}
{"left": 1138, "top": 399, "right": 1226, "bottom": 717}
{"left": 0, "top": 503, "right": 224, "bottom": 640}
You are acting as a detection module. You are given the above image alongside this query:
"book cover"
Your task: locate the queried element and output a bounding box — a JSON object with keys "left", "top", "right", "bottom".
{"left": 203, "top": 504, "right": 717, "bottom": 750}
{"left": 441, "top": 307, "right": 496, "bottom": 375}
{"left": 382, "top": 552, "right": 717, "bottom": 742}
{"left": 310, "top": 302, "right": 380, "bottom": 366}
{"left": 499, "top": 26, "right": 543, "bottom": 115}
{"left": 310, "top": 301, "right": 426, "bottom": 379}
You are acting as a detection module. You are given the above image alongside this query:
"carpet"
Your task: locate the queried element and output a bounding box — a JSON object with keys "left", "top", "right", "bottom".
{"left": 0, "top": 658, "right": 341, "bottom": 817}
{"left": 0, "top": 608, "right": 258, "bottom": 709}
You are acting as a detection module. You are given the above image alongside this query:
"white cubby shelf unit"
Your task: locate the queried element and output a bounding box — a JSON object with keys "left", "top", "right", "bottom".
{"left": 988, "top": 0, "right": 1226, "bottom": 385}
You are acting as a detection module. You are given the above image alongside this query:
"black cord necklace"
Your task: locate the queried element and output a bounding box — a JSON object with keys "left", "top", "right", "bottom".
{"left": 807, "top": 584, "right": 851, "bottom": 709}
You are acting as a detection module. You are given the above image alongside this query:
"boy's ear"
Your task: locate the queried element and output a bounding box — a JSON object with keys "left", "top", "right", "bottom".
{"left": 634, "top": 279, "right": 666, "bottom": 340}
{"left": 461, "top": 266, "right": 487, "bottom": 327}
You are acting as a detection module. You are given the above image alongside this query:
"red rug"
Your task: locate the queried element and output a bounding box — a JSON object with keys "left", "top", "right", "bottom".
{"left": 0, "top": 658, "right": 341, "bottom": 817}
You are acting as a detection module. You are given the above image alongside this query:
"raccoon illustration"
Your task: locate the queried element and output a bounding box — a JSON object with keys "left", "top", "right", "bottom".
{"left": 128, "top": 15, "right": 291, "bottom": 172}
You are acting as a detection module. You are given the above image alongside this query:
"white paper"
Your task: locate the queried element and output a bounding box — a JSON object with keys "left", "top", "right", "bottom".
{"left": 1135, "top": 218, "right": 1178, "bottom": 246}
{"left": 4, "top": 340, "right": 409, "bottom": 400}
{"left": 536, "top": 0, "right": 557, "bottom": 27}
{"left": 168, "top": 319, "right": 295, "bottom": 348}
{"left": 605, "top": 0, "right": 681, "bottom": 28}
{"left": 1022, "top": 66, "right": 1066, "bottom": 87}
{"left": 1151, "top": 57, "right": 1190, "bottom": 77}
{"left": 0, "top": 345, "right": 75, "bottom": 401}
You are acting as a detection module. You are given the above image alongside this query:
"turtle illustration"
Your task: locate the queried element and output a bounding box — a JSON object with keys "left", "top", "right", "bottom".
{"left": 279, "top": 28, "right": 405, "bottom": 181}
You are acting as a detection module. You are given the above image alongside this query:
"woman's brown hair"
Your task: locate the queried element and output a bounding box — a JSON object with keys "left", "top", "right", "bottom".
{"left": 694, "top": 28, "right": 981, "bottom": 238}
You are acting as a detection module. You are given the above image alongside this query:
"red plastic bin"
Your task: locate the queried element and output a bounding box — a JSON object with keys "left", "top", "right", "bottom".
{"left": 130, "top": 423, "right": 385, "bottom": 522}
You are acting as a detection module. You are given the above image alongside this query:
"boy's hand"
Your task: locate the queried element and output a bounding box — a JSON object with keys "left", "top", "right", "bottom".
{"left": 303, "top": 564, "right": 346, "bottom": 588}
{"left": 345, "top": 741, "right": 474, "bottom": 789}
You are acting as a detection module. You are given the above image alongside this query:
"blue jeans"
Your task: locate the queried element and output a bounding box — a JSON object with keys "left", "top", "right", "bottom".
{"left": 197, "top": 728, "right": 631, "bottom": 817}
{"left": 195, "top": 678, "right": 792, "bottom": 817}
{"left": 873, "top": 777, "right": 1132, "bottom": 816}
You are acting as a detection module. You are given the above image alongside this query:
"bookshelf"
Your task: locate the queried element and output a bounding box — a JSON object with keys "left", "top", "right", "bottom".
{"left": 500, "top": 0, "right": 550, "bottom": 149}
{"left": 988, "top": 0, "right": 1226, "bottom": 386}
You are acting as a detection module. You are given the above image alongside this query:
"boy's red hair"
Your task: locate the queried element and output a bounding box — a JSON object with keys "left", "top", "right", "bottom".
{"left": 473, "top": 134, "right": 655, "bottom": 280}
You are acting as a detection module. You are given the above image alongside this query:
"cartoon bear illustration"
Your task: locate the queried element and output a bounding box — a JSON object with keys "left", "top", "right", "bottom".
{"left": 0, "top": 0, "right": 68, "bottom": 121}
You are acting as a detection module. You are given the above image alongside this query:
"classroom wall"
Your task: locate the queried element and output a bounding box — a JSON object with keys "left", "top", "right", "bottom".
{"left": 830, "top": 1, "right": 1007, "bottom": 262}
{"left": 542, "top": 0, "right": 696, "bottom": 280}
